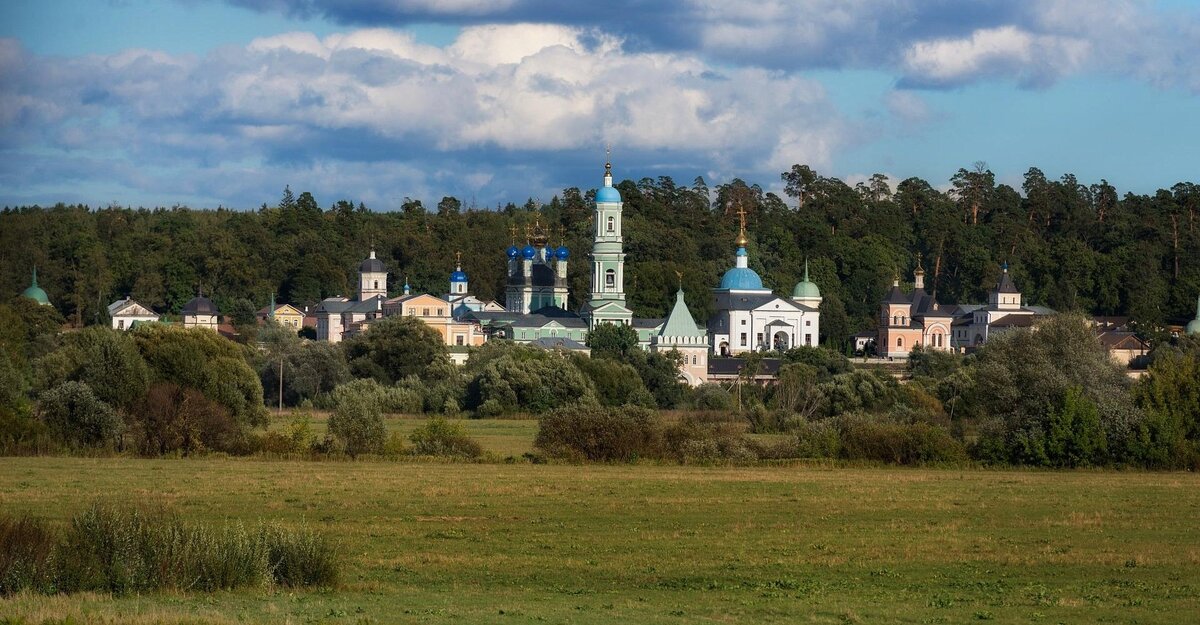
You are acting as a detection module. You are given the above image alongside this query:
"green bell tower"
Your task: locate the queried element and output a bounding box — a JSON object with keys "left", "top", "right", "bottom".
{"left": 583, "top": 156, "right": 633, "bottom": 328}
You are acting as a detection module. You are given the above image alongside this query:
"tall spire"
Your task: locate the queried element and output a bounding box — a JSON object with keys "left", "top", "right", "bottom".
{"left": 455, "top": 250, "right": 462, "bottom": 270}
{"left": 803, "top": 258, "right": 810, "bottom": 282}
{"left": 30, "top": 266, "right": 38, "bottom": 288}
{"left": 604, "top": 144, "right": 612, "bottom": 185}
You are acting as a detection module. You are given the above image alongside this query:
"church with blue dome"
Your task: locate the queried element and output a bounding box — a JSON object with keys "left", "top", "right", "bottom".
{"left": 707, "top": 208, "right": 822, "bottom": 356}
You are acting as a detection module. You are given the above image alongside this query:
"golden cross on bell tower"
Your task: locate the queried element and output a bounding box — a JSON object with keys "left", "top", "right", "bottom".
{"left": 508, "top": 224, "right": 517, "bottom": 246}
{"left": 604, "top": 144, "right": 612, "bottom": 177}
{"left": 455, "top": 251, "right": 462, "bottom": 267}
{"left": 675, "top": 270, "right": 683, "bottom": 289}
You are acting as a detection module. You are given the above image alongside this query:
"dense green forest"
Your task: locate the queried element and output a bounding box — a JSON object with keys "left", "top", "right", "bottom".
{"left": 2, "top": 164, "right": 1198, "bottom": 347}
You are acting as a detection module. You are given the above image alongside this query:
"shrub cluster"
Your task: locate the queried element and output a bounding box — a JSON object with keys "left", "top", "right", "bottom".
{"left": 0, "top": 504, "right": 337, "bottom": 596}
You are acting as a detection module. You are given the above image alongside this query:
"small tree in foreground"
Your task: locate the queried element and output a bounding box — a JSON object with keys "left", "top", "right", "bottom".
{"left": 328, "top": 382, "right": 385, "bottom": 457}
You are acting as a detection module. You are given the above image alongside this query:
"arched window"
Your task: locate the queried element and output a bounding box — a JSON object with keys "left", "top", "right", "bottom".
{"left": 373, "top": 280, "right": 378, "bottom": 290}
{"left": 897, "top": 337, "right": 904, "bottom": 347}
{"left": 606, "top": 216, "right": 615, "bottom": 233}
{"left": 605, "top": 269, "right": 615, "bottom": 288}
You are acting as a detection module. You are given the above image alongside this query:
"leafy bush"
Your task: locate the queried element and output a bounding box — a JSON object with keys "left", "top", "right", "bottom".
{"left": 132, "top": 324, "right": 268, "bottom": 427}
{"left": 836, "top": 414, "right": 968, "bottom": 465}
{"left": 535, "top": 405, "right": 664, "bottom": 461}
{"left": 463, "top": 343, "right": 597, "bottom": 415}
{"left": 37, "top": 381, "right": 123, "bottom": 449}
{"left": 129, "top": 383, "right": 246, "bottom": 455}
{"left": 691, "top": 383, "right": 734, "bottom": 411}
{"left": 408, "top": 417, "right": 483, "bottom": 458}
{"left": 328, "top": 381, "right": 387, "bottom": 457}
{"left": 664, "top": 417, "right": 756, "bottom": 463}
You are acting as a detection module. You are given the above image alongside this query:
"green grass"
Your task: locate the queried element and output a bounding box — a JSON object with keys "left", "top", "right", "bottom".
{"left": 270, "top": 413, "right": 540, "bottom": 457}
{"left": 1, "top": 455, "right": 1198, "bottom": 623}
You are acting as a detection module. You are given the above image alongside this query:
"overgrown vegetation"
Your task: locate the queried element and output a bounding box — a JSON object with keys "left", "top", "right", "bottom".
{"left": 0, "top": 504, "right": 337, "bottom": 596}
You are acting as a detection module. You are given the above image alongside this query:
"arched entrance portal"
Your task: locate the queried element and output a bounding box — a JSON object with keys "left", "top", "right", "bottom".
{"left": 772, "top": 331, "right": 790, "bottom": 351}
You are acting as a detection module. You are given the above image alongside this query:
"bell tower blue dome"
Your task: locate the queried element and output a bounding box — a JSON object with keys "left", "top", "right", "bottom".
{"left": 506, "top": 245, "right": 519, "bottom": 259}
{"left": 596, "top": 186, "right": 621, "bottom": 203}
{"left": 450, "top": 269, "right": 468, "bottom": 282}
{"left": 521, "top": 244, "right": 536, "bottom": 260}
{"left": 555, "top": 246, "right": 569, "bottom": 260}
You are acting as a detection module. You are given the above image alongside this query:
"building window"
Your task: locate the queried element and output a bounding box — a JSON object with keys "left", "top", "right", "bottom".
{"left": 437, "top": 308, "right": 444, "bottom": 316}
{"left": 118, "top": 320, "right": 125, "bottom": 330}
{"left": 606, "top": 216, "right": 614, "bottom": 233}
{"left": 605, "top": 269, "right": 615, "bottom": 288}
{"left": 691, "top": 355, "right": 697, "bottom": 365}
{"left": 897, "top": 337, "right": 904, "bottom": 347}
{"left": 422, "top": 308, "right": 429, "bottom": 316}
{"left": 805, "top": 320, "right": 811, "bottom": 326}
{"left": 373, "top": 280, "right": 379, "bottom": 290}
{"left": 756, "top": 332, "right": 763, "bottom": 346}
{"left": 805, "top": 334, "right": 812, "bottom": 346}
{"left": 739, "top": 333, "right": 747, "bottom": 347}
{"left": 740, "top": 319, "right": 746, "bottom": 326}
{"left": 456, "top": 335, "right": 464, "bottom": 346}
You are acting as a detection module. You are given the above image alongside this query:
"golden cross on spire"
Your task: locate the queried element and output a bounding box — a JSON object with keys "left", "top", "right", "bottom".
{"left": 455, "top": 251, "right": 462, "bottom": 267}
{"left": 508, "top": 224, "right": 517, "bottom": 245}
{"left": 735, "top": 203, "right": 748, "bottom": 247}
{"left": 675, "top": 270, "right": 683, "bottom": 289}
{"left": 604, "top": 143, "right": 612, "bottom": 176}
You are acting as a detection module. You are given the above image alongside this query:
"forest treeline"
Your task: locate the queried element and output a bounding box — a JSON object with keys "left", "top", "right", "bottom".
{"left": 2, "top": 164, "right": 1198, "bottom": 348}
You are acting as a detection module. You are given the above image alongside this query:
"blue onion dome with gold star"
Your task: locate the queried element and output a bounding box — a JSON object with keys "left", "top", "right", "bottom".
{"left": 450, "top": 268, "right": 468, "bottom": 283}
{"left": 556, "top": 245, "right": 569, "bottom": 260}
{"left": 596, "top": 160, "right": 621, "bottom": 203}
{"left": 506, "top": 245, "right": 519, "bottom": 259}
{"left": 522, "top": 244, "right": 536, "bottom": 259}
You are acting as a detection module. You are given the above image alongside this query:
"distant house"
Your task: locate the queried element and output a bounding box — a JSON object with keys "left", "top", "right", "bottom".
{"left": 108, "top": 297, "right": 159, "bottom": 330}
{"left": 1096, "top": 330, "right": 1150, "bottom": 367}
{"left": 381, "top": 292, "right": 486, "bottom": 363}
{"left": 256, "top": 303, "right": 306, "bottom": 330}
{"left": 181, "top": 293, "right": 220, "bottom": 331}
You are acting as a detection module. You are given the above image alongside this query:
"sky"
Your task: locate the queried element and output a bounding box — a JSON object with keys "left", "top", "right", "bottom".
{"left": 1, "top": 0, "right": 1198, "bottom": 210}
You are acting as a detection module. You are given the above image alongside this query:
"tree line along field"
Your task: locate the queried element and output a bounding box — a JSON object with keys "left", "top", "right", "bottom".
{"left": 1, "top": 450, "right": 1198, "bottom": 624}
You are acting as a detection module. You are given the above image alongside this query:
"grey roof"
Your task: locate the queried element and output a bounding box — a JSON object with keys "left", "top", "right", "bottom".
{"left": 313, "top": 298, "right": 354, "bottom": 314}
{"left": 1025, "top": 305, "right": 1056, "bottom": 315}
{"left": 509, "top": 314, "right": 588, "bottom": 329}
{"left": 181, "top": 295, "right": 218, "bottom": 315}
{"left": 359, "top": 255, "right": 386, "bottom": 273}
{"left": 529, "top": 337, "right": 589, "bottom": 351}
{"left": 346, "top": 295, "right": 387, "bottom": 314}
{"left": 632, "top": 318, "right": 665, "bottom": 329}
{"left": 714, "top": 292, "right": 777, "bottom": 311}
{"left": 707, "top": 357, "right": 782, "bottom": 377}
{"left": 884, "top": 284, "right": 909, "bottom": 304}
{"left": 530, "top": 305, "right": 577, "bottom": 318}
{"left": 995, "top": 270, "right": 1019, "bottom": 293}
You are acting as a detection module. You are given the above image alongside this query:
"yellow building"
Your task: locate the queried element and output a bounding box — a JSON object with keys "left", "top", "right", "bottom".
{"left": 256, "top": 303, "right": 306, "bottom": 330}
{"left": 383, "top": 292, "right": 486, "bottom": 363}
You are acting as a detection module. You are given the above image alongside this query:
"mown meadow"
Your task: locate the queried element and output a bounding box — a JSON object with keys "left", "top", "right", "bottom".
{"left": 2, "top": 421, "right": 1198, "bottom": 625}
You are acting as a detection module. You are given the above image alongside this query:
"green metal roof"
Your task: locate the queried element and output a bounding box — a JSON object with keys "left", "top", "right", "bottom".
{"left": 21, "top": 267, "right": 50, "bottom": 305}
{"left": 659, "top": 289, "right": 705, "bottom": 338}
{"left": 791, "top": 259, "right": 821, "bottom": 299}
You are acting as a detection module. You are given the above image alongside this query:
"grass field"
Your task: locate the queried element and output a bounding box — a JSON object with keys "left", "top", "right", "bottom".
{"left": 2, "top": 420, "right": 1198, "bottom": 624}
